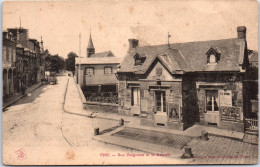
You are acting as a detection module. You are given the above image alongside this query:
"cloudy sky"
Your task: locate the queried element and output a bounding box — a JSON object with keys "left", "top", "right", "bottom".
{"left": 3, "top": 0, "right": 258, "bottom": 59}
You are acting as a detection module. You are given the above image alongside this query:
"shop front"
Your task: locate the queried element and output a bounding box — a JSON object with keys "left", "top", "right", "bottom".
{"left": 196, "top": 81, "right": 244, "bottom": 132}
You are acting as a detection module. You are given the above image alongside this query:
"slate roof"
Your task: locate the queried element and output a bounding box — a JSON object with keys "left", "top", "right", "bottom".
{"left": 75, "top": 56, "right": 121, "bottom": 65}
{"left": 118, "top": 38, "right": 246, "bottom": 74}
{"left": 89, "top": 51, "right": 115, "bottom": 58}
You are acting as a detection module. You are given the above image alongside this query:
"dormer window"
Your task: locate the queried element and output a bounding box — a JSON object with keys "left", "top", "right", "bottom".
{"left": 209, "top": 54, "right": 216, "bottom": 63}
{"left": 206, "top": 47, "right": 221, "bottom": 64}
{"left": 134, "top": 52, "right": 146, "bottom": 66}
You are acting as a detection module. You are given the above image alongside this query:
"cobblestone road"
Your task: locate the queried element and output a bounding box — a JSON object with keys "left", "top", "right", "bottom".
{"left": 187, "top": 135, "right": 258, "bottom": 164}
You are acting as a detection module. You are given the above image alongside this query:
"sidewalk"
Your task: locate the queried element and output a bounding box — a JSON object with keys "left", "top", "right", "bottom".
{"left": 2, "top": 82, "right": 43, "bottom": 109}
{"left": 64, "top": 77, "right": 258, "bottom": 164}
{"left": 64, "top": 77, "right": 247, "bottom": 140}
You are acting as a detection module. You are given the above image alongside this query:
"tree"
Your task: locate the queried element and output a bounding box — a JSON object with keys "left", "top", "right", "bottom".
{"left": 65, "top": 52, "right": 78, "bottom": 72}
{"left": 45, "top": 54, "right": 65, "bottom": 73}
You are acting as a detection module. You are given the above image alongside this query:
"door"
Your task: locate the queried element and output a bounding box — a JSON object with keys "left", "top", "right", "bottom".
{"left": 155, "top": 91, "right": 166, "bottom": 115}
{"left": 206, "top": 90, "right": 219, "bottom": 112}
{"left": 132, "top": 88, "right": 140, "bottom": 106}
{"left": 205, "top": 90, "right": 220, "bottom": 124}
{"left": 131, "top": 87, "right": 141, "bottom": 115}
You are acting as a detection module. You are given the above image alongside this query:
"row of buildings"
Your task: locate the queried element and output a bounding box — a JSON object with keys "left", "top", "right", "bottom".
{"left": 75, "top": 26, "right": 258, "bottom": 133}
{"left": 2, "top": 27, "right": 53, "bottom": 99}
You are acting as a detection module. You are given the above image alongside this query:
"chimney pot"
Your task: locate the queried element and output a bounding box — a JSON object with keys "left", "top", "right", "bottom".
{"left": 237, "top": 26, "right": 246, "bottom": 40}
{"left": 128, "top": 39, "right": 139, "bottom": 52}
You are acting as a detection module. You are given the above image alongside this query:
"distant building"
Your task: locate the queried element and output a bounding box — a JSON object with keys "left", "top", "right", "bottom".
{"left": 75, "top": 33, "right": 121, "bottom": 93}
{"left": 117, "top": 26, "right": 252, "bottom": 132}
{"left": 246, "top": 50, "right": 258, "bottom": 115}
{"left": 5, "top": 27, "right": 45, "bottom": 92}
{"left": 2, "top": 30, "right": 16, "bottom": 97}
{"left": 248, "top": 50, "right": 258, "bottom": 68}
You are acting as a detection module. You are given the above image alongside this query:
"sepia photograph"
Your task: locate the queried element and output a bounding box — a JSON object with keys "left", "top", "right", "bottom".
{"left": 1, "top": 0, "right": 259, "bottom": 165}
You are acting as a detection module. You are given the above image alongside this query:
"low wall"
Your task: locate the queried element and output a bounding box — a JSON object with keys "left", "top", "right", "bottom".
{"left": 84, "top": 102, "right": 118, "bottom": 113}
{"left": 75, "top": 80, "right": 118, "bottom": 113}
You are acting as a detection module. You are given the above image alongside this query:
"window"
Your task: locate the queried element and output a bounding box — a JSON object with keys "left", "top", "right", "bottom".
{"left": 104, "top": 67, "right": 112, "bottom": 75}
{"left": 206, "top": 47, "right": 221, "bottom": 64}
{"left": 206, "top": 90, "right": 219, "bottom": 112}
{"left": 209, "top": 54, "right": 216, "bottom": 63}
{"left": 85, "top": 67, "right": 94, "bottom": 76}
{"left": 6, "top": 47, "right": 9, "bottom": 62}
{"left": 135, "top": 58, "right": 142, "bottom": 66}
{"left": 2, "top": 46, "right": 6, "bottom": 62}
{"left": 131, "top": 87, "right": 140, "bottom": 106}
{"left": 13, "top": 49, "right": 16, "bottom": 63}
{"left": 155, "top": 91, "right": 166, "bottom": 113}
{"left": 9, "top": 48, "right": 12, "bottom": 62}
{"left": 134, "top": 53, "right": 146, "bottom": 66}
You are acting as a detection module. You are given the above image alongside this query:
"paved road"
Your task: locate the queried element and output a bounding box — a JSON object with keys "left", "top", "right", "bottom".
{"left": 2, "top": 73, "right": 72, "bottom": 165}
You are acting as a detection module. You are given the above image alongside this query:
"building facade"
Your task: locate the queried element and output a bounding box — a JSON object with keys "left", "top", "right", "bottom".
{"left": 117, "top": 26, "right": 251, "bottom": 132}
{"left": 2, "top": 30, "right": 16, "bottom": 97}
{"left": 3, "top": 27, "right": 45, "bottom": 97}
{"left": 75, "top": 33, "right": 121, "bottom": 93}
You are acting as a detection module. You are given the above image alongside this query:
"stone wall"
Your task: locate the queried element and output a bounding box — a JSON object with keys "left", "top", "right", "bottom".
{"left": 84, "top": 102, "right": 118, "bottom": 113}
{"left": 182, "top": 74, "right": 200, "bottom": 128}
{"left": 194, "top": 73, "right": 245, "bottom": 132}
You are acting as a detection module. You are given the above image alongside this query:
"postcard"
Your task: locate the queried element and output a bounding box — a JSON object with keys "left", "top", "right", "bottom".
{"left": 2, "top": 0, "right": 258, "bottom": 165}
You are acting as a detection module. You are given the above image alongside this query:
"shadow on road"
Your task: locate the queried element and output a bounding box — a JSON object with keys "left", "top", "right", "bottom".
{"left": 9, "top": 84, "right": 48, "bottom": 107}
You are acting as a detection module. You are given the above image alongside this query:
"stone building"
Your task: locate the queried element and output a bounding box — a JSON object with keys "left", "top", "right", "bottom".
{"left": 2, "top": 30, "right": 16, "bottom": 97}
{"left": 75, "top": 33, "right": 121, "bottom": 93}
{"left": 116, "top": 26, "right": 251, "bottom": 132}
{"left": 5, "top": 27, "right": 45, "bottom": 92}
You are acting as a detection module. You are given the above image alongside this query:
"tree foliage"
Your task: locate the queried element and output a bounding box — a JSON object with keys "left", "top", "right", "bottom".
{"left": 45, "top": 54, "right": 65, "bottom": 72}
{"left": 65, "top": 52, "right": 78, "bottom": 72}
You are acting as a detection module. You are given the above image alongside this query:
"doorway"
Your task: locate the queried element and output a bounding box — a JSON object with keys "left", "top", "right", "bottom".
{"left": 155, "top": 91, "right": 166, "bottom": 114}
{"left": 131, "top": 87, "right": 141, "bottom": 115}
{"left": 204, "top": 90, "right": 219, "bottom": 125}
{"left": 206, "top": 90, "right": 219, "bottom": 112}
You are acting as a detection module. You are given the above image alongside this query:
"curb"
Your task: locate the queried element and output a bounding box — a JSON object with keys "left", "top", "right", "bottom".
{"left": 2, "top": 83, "right": 43, "bottom": 110}
{"left": 60, "top": 77, "right": 77, "bottom": 148}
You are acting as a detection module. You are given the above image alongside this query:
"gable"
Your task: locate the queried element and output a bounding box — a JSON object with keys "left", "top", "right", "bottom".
{"left": 146, "top": 60, "right": 174, "bottom": 81}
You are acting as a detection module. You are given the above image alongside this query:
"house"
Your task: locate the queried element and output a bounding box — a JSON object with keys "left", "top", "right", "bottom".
{"left": 248, "top": 50, "right": 258, "bottom": 68}
{"left": 7, "top": 27, "right": 45, "bottom": 89}
{"left": 75, "top": 33, "right": 121, "bottom": 94}
{"left": 2, "top": 30, "right": 16, "bottom": 97}
{"left": 246, "top": 50, "right": 258, "bottom": 115}
{"left": 116, "top": 26, "right": 251, "bottom": 132}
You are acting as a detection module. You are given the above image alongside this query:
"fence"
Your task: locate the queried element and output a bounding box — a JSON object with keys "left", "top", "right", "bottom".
{"left": 245, "top": 117, "right": 258, "bottom": 134}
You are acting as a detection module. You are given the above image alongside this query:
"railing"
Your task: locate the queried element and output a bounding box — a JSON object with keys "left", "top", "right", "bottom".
{"left": 245, "top": 117, "right": 258, "bottom": 134}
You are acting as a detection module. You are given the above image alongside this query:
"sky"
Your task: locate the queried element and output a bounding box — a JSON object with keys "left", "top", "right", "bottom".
{"left": 2, "top": 0, "right": 258, "bottom": 59}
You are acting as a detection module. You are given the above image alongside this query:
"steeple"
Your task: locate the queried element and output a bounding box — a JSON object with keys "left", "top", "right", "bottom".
{"left": 87, "top": 30, "right": 95, "bottom": 57}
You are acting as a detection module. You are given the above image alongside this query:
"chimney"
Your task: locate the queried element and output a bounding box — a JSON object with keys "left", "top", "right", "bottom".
{"left": 128, "top": 39, "right": 139, "bottom": 52}
{"left": 237, "top": 26, "right": 246, "bottom": 40}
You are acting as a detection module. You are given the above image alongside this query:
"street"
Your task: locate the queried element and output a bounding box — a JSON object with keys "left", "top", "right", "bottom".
{"left": 2, "top": 72, "right": 180, "bottom": 165}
